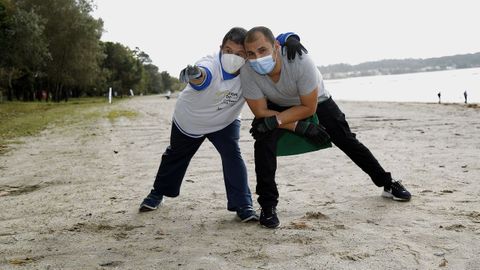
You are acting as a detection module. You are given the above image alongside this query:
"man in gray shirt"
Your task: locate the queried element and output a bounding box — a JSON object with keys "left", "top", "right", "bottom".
{"left": 241, "top": 26, "right": 411, "bottom": 229}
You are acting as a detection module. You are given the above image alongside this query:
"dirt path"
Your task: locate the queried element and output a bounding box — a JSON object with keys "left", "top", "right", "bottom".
{"left": 1, "top": 96, "right": 479, "bottom": 269}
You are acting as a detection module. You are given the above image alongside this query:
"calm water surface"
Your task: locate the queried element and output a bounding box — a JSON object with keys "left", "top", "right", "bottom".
{"left": 324, "top": 67, "right": 480, "bottom": 103}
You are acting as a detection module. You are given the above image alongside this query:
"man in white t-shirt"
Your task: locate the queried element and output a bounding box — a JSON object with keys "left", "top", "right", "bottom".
{"left": 138, "top": 27, "right": 258, "bottom": 222}
{"left": 241, "top": 26, "right": 412, "bottom": 228}
{"left": 139, "top": 27, "right": 306, "bottom": 223}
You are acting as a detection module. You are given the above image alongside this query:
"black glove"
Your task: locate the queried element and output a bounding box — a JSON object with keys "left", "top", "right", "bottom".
{"left": 249, "top": 116, "right": 279, "bottom": 140}
{"left": 179, "top": 65, "right": 202, "bottom": 83}
{"left": 249, "top": 126, "right": 266, "bottom": 141}
{"left": 294, "top": 121, "right": 330, "bottom": 144}
{"left": 283, "top": 36, "right": 308, "bottom": 61}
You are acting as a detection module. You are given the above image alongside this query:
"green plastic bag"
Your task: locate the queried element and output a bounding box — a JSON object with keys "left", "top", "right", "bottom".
{"left": 276, "top": 114, "right": 332, "bottom": 156}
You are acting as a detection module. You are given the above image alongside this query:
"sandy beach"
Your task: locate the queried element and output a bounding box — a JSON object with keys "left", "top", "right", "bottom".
{"left": 1, "top": 95, "right": 479, "bottom": 269}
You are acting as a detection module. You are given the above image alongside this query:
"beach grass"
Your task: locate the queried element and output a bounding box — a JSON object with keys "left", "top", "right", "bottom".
{"left": 106, "top": 109, "right": 139, "bottom": 122}
{"left": 0, "top": 97, "right": 137, "bottom": 154}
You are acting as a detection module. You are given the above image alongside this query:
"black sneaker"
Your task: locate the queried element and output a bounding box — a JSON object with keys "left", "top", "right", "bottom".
{"left": 236, "top": 206, "right": 259, "bottom": 222}
{"left": 260, "top": 206, "right": 280, "bottom": 228}
{"left": 382, "top": 179, "right": 411, "bottom": 201}
{"left": 139, "top": 190, "right": 163, "bottom": 212}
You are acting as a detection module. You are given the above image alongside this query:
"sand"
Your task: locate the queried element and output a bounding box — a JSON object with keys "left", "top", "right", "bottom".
{"left": 1, "top": 95, "right": 479, "bottom": 269}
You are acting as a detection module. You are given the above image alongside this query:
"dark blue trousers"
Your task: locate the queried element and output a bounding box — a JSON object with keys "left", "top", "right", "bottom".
{"left": 152, "top": 119, "right": 252, "bottom": 211}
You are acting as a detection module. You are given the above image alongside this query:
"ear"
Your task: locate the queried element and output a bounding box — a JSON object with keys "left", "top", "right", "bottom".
{"left": 274, "top": 40, "right": 281, "bottom": 50}
{"left": 274, "top": 40, "right": 282, "bottom": 56}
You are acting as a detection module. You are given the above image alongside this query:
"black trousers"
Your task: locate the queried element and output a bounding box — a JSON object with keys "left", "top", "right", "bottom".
{"left": 254, "top": 97, "right": 392, "bottom": 208}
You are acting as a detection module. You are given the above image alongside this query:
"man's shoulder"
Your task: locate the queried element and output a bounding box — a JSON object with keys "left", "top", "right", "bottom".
{"left": 195, "top": 52, "right": 222, "bottom": 77}
{"left": 196, "top": 53, "right": 220, "bottom": 69}
{"left": 282, "top": 53, "right": 318, "bottom": 76}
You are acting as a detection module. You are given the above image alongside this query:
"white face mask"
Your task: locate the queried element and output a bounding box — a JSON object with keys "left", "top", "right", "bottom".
{"left": 221, "top": 53, "right": 246, "bottom": 74}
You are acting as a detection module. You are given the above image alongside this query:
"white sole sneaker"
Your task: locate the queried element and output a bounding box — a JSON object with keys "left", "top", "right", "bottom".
{"left": 382, "top": 190, "right": 410, "bottom": 201}
{"left": 240, "top": 215, "right": 259, "bottom": 223}
{"left": 139, "top": 204, "right": 158, "bottom": 212}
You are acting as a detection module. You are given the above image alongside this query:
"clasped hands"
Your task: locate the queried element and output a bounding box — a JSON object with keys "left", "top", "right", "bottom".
{"left": 249, "top": 116, "right": 330, "bottom": 144}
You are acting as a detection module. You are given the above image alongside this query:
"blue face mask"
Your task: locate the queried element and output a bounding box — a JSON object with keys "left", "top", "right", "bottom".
{"left": 249, "top": 53, "right": 276, "bottom": 75}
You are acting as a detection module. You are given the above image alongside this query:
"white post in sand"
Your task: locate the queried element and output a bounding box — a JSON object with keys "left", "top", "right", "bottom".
{"left": 108, "top": 87, "right": 112, "bottom": 104}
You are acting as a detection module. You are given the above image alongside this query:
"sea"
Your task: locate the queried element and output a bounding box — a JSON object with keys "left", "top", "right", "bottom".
{"left": 324, "top": 67, "right": 480, "bottom": 103}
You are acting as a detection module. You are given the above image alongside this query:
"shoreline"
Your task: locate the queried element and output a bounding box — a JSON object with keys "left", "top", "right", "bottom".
{"left": 333, "top": 98, "right": 479, "bottom": 107}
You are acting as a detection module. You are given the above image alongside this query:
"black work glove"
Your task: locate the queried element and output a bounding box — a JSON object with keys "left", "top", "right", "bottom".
{"left": 179, "top": 65, "right": 202, "bottom": 83}
{"left": 294, "top": 121, "right": 330, "bottom": 144}
{"left": 249, "top": 116, "right": 279, "bottom": 140}
{"left": 283, "top": 36, "right": 308, "bottom": 61}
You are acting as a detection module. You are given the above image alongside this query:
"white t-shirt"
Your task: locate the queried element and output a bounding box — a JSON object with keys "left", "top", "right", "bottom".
{"left": 241, "top": 53, "right": 330, "bottom": 106}
{"left": 173, "top": 52, "right": 245, "bottom": 137}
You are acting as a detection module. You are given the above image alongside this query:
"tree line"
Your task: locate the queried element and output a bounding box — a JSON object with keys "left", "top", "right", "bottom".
{"left": 0, "top": 0, "right": 182, "bottom": 102}
{"left": 319, "top": 52, "right": 480, "bottom": 79}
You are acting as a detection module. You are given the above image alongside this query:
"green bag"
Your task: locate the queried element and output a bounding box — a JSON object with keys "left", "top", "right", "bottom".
{"left": 276, "top": 114, "right": 332, "bottom": 156}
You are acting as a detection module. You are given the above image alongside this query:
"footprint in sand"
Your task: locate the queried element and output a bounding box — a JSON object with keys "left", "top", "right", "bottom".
{"left": 304, "top": 211, "right": 329, "bottom": 220}
{"left": 442, "top": 224, "right": 466, "bottom": 232}
{"left": 466, "top": 211, "right": 480, "bottom": 223}
{"left": 0, "top": 184, "right": 42, "bottom": 197}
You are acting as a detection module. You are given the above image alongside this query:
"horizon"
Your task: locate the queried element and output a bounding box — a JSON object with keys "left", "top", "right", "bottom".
{"left": 318, "top": 51, "right": 480, "bottom": 67}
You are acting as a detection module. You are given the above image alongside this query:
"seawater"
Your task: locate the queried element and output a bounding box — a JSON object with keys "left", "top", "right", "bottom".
{"left": 324, "top": 67, "right": 480, "bottom": 103}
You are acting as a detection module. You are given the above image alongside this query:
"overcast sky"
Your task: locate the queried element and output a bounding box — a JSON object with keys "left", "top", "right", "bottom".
{"left": 92, "top": 0, "right": 480, "bottom": 77}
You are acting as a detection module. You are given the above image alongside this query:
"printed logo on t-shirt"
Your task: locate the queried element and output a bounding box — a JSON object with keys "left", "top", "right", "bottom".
{"left": 216, "top": 89, "right": 240, "bottom": 110}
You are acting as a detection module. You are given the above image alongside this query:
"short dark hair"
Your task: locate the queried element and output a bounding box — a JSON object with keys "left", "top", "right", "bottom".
{"left": 222, "top": 27, "right": 247, "bottom": 48}
{"left": 245, "top": 26, "right": 275, "bottom": 45}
